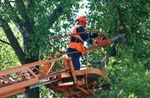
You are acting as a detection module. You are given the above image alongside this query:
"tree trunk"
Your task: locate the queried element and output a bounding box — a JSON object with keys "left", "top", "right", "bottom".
{"left": 1, "top": 0, "right": 72, "bottom": 97}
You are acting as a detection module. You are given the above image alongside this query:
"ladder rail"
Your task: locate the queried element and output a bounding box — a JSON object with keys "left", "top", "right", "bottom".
{"left": 0, "top": 56, "right": 74, "bottom": 97}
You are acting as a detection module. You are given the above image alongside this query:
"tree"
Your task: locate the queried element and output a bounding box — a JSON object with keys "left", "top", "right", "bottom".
{"left": 0, "top": 0, "right": 150, "bottom": 98}
{"left": 87, "top": 0, "right": 150, "bottom": 98}
{"left": 0, "top": 0, "right": 79, "bottom": 98}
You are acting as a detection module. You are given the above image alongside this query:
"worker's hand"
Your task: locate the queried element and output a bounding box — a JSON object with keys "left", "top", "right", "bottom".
{"left": 83, "top": 49, "right": 88, "bottom": 56}
{"left": 91, "top": 41, "right": 97, "bottom": 47}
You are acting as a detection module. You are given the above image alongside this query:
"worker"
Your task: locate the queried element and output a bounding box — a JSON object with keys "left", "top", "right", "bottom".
{"left": 66, "top": 16, "right": 100, "bottom": 70}
{"left": 67, "top": 16, "right": 125, "bottom": 70}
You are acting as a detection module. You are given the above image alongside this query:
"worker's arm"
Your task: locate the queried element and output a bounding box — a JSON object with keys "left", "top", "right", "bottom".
{"left": 76, "top": 27, "right": 94, "bottom": 44}
{"left": 89, "top": 33, "right": 98, "bottom": 38}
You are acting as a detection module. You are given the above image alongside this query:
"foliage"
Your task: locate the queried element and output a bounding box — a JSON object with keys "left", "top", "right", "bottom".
{"left": 87, "top": 0, "right": 150, "bottom": 98}
{"left": 0, "top": 0, "right": 150, "bottom": 98}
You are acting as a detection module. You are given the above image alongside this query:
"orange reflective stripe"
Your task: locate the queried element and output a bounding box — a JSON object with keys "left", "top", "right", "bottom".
{"left": 68, "top": 42, "right": 85, "bottom": 53}
{"left": 72, "top": 34, "right": 81, "bottom": 40}
{"left": 68, "top": 25, "right": 86, "bottom": 53}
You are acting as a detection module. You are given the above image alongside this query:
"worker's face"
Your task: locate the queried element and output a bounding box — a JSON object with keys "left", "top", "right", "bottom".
{"left": 82, "top": 22, "right": 86, "bottom": 27}
{"left": 76, "top": 21, "right": 86, "bottom": 27}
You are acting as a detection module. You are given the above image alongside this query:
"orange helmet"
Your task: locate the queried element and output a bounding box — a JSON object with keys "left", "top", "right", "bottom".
{"left": 75, "top": 16, "right": 88, "bottom": 25}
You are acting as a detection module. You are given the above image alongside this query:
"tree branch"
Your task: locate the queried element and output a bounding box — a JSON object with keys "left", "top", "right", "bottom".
{"left": 48, "top": 1, "right": 72, "bottom": 27}
{"left": 48, "top": 4, "right": 63, "bottom": 26}
{"left": 142, "top": 37, "right": 150, "bottom": 41}
{"left": 117, "top": 5, "right": 126, "bottom": 46}
{"left": 15, "top": 0, "right": 34, "bottom": 34}
{"left": 0, "top": 16, "right": 26, "bottom": 64}
{"left": 0, "top": 39, "right": 10, "bottom": 45}
{"left": 5, "top": 1, "right": 26, "bottom": 38}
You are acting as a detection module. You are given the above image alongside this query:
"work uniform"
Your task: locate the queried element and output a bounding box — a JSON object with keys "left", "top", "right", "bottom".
{"left": 67, "top": 25, "right": 98, "bottom": 70}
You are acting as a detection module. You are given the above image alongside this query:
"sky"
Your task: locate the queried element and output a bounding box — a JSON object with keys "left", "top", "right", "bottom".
{"left": 78, "top": 0, "right": 89, "bottom": 16}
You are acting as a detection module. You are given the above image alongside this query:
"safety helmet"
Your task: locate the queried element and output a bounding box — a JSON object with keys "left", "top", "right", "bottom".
{"left": 75, "top": 16, "right": 88, "bottom": 25}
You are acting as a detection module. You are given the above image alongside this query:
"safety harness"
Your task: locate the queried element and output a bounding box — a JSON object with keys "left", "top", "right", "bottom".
{"left": 68, "top": 25, "right": 86, "bottom": 53}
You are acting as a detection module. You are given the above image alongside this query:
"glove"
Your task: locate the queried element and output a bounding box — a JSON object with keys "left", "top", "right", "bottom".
{"left": 92, "top": 41, "right": 97, "bottom": 47}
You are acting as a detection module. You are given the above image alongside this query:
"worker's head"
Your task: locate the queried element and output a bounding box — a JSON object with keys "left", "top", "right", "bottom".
{"left": 75, "top": 16, "right": 88, "bottom": 27}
